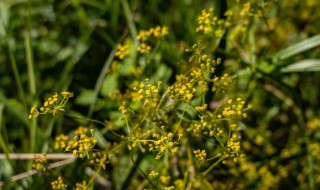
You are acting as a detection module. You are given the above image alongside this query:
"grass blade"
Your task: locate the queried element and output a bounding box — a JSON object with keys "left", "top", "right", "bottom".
{"left": 281, "top": 59, "right": 320, "bottom": 73}
{"left": 0, "top": 93, "right": 29, "bottom": 126}
{"left": 274, "top": 34, "right": 320, "bottom": 61}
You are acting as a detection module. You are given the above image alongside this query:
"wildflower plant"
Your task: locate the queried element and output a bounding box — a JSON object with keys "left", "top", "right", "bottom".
{"left": 29, "top": 92, "right": 74, "bottom": 119}
{"left": 10, "top": 1, "right": 320, "bottom": 189}
{"left": 51, "top": 176, "right": 67, "bottom": 190}
{"left": 28, "top": 33, "right": 252, "bottom": 189}
{"left": 32, "top": 154, "right": 48, "bottom": 171}
{"left": 2, "top": 0, "right": 320, "bottom": 189}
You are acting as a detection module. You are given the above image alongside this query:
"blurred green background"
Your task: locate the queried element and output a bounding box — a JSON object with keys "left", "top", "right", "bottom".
{"left": 1, "top": 0, "right": 320, "bottom": 189}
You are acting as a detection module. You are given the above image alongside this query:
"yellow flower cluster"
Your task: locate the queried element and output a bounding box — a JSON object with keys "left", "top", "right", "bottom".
{"left": 199, "top": 56, "right": 220, "bottom": 74}
{"left": 54, "top": 134, "right": 68, "bottom": 149}
{"left": 137, "top": 43, "right": 151, "bottom": 54}
{"left": 137, "top": 26, "right": 168, "bottom": 41}
{"left": 160, "top": 175, "right": 171, "bottom": 185}
{"left": 195, "top": 104, "right": 207, "bottom": 113}
{"left": 212, "top": 73, "right": 234, "bottom": 93}
{"left": 149, "top": 170, "right": 159, "bottom": 178}
{"left": 196, "top": 8, "right": 215, "bottom": 34}
{"left": 307, "top": 118, "right": 320, "bottom": 130}
{"left": 149, "top": 130, "right": 182, "bottom": 160}
{"left": 51, "top": 176, "right": 67, "bottom": 190}
{"left": 196, "top": 7, "right": 229, "bottom": 37}
{"left": 90, "top": 152, "right": 108, "bottom": 170}
{"left": 167, "top": 75, "right": 197, "bottom": 102}
{"left": 188, "top": 57, "right": 221, "bottom": 94}
{"left": 193, "top": 149, "right": 207, "bottom": 161}
{"left": 126, "top": 128, "right": 152, "bottom": 152}
{"left": 64, "top": 127, "right": 97, "bottom": 158}
{"left": 192, "top": 121, "right": 211, "bottom": 134}
{"left": 310, "top": 143, "right": 320, "bottom": 160}
{"left": 257, "top": 166, "right": 281, "bottom": 189}
{"left": 227, "top": 134, "right": 241, "bottom": 154}
{"left": 185, "top": 43, "right": 205, "bottom": 62}
{"left": 119, "top": 101, "right": 134, "bottom": 116}
{"left": 197, "top": 4, "right": 256, "bottom": 39}
{"left": 133, "top": 79, "right": 162, "bottom": 106}
{"left": 136, "top": 26, "right": 168, "bottom": 54}
{"left": 115, "top": 44, "right": 130, "bottom": 59}
{"left": 32, "top": 154, "right": 48, "bottom": 171}
{"left": 280, "top": 144, "right": 300, "bottom": 158}
{"left": 191, "top": 119, "right": 224, "bottom": 138}
{"left": 240, "top": 2, "right": 251, "bottom": 16}
{"left": 29, "top": 92, "right": 74, "bottom": 119}
{"left": 75, "top": 181, "right": 88, "bottom": 190}
{"left": 220, "top": 97, "right": 251, "bottom": 119}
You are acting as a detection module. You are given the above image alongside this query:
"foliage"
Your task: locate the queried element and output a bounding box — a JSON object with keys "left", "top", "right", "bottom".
{"left": 1, "top": 0, "right": 320, "bottom": 189}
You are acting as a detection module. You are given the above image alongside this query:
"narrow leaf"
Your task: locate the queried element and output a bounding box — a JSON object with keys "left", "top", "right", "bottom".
{"left": 281, "top": 59, "right": 320, "bottom": 73}
{"left": 274, "top": 34, "right": 320, "bottom": 61}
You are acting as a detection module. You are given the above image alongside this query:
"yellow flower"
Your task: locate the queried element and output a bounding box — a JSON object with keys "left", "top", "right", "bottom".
{"left": 115, "top": 44, "right": 130, "bottom": 59}
{"left": 51, "top": 176, "right": 67, "bottom": 190}
{"left": 29, "top": 92, "right": 74, "bottom": 119}
{"left": 137, "top": 43, "right": 151, "bottom": 54}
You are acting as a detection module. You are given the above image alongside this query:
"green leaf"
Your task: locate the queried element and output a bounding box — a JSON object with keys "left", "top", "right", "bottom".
{"left": 0, "top": 93, "right": 29, "bottom": 126}
{"left": 94, "top": 129, "right": 107, "bottom": 148}
{"left": 75, "top": 89, "right": 95, "bottom": 106}
{"left": 274, "top": 34, "right": 320, "bottom": 61}
{"left": 281, "top": 59, "right": 320, "bottom": 73}
{"left": 100, "top": 74, "right": 119, "bottom": 96}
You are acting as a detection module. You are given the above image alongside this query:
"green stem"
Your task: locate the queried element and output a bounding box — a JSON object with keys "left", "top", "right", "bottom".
{"left": 129, "top": 149, "right": 158, "bottom": 189}
{"left": 88, "top": 167, "right": 101, "bottom": 189}
{"left": 202, "top": 156, "right": 224, "bottom": 176}
{"left": 155, "top": 93, "right": 167, "bottom": 112}
{"left": 7, "top": 42, "right": 28, "bottom": 111}
{"left": 147, "top": 40, "right": 161, "bottom": 64}
{"left": 121, "top": 0, "right": 137, "bottom": 43}
{"left": 121, "top": 152, "right": 146, "bottom": 190}
{"left": 25, "top": 0, "right": 36, "bottom": 97}
{"left": 64, "top": 113, "right": 122, "bottom": 139}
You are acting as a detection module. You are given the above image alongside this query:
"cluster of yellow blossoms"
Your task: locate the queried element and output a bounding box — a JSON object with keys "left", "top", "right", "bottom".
{"left": 227, "top": 134, "right": 241, "bottom": 154}
{"left": 119, "top": 101, "right": 134, "bottom": 116}
{"left": 149, "top": 170, "right": 159, "bottom": 178}
{"left": 196, "top": 3, "right": 255, "bottom": 39}
{"left": 54, "top": 134, "right": 68, "bottom": 149}
{"left": 196, "top": 7, "right": 229, "bottom": 37}
{"left": 75, "top": 181, "right": 88, "bottom": 190}
{"left": 32, "top": 154, "right": 48, "bottom": 171}
{"left": 133, "top": 78, "right": 162, "bottom": 106}
{"left": 51, "top": 176, "right": 67, "bottom": 190}
{"left": 149, "top": 129, "right": 182, "bottom": 160}
{"left": 195, "top": 103, "right": 207, "bottom": 113}
{"left": 115, "top": 44, "right": 130, "bottom": 59}
{"left": 137, "top": 43, "right": 151, "bottom": 54}
{"left": 66, "top": 127, "right": 97, "bottom": 158}
{"left": 307, "top": 118, "right": 320, "bottom": 130}
{"left": 221, "top": 97, "right": 251, "bottom": 119}
{"left": 29, "top": 92, "right": 74, "bottom": 119}
{"left": 167, "top": 75, "right": 197, "bottom": 102}
{"left": 136, "top": 26, "right": 168, "bottom": 54}
{"left": 54, "top": 126, "right": 97, "bottom": 159}
{"left": 212, "top": 73, "right": 234, "bottom": 93}
{"left": 90, "top": 152, "right": 108, "bottom": 170}
{"left": 51, "top": 177, "right": 88, "bottom": 190}
{"left": 193, "top": 149, "right": 207, "bottom": 162}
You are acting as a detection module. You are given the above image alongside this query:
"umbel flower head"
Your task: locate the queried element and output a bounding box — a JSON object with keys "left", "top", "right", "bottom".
{"left": 64, "top": 127, "right": 98, "bottom": 159}
{"left": 29, "top": 91, "right": 73, "bottom": 119}
{"left": 32, "top": 154, "right": 48, "bottom": 171}
{"left": 51, "top": 176, "right": 67, "bottom": 190}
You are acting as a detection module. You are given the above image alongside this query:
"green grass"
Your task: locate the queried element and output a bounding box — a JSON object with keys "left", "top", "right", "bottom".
{"left": 1, "top": 0, "right": 320, "bottom": 189}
